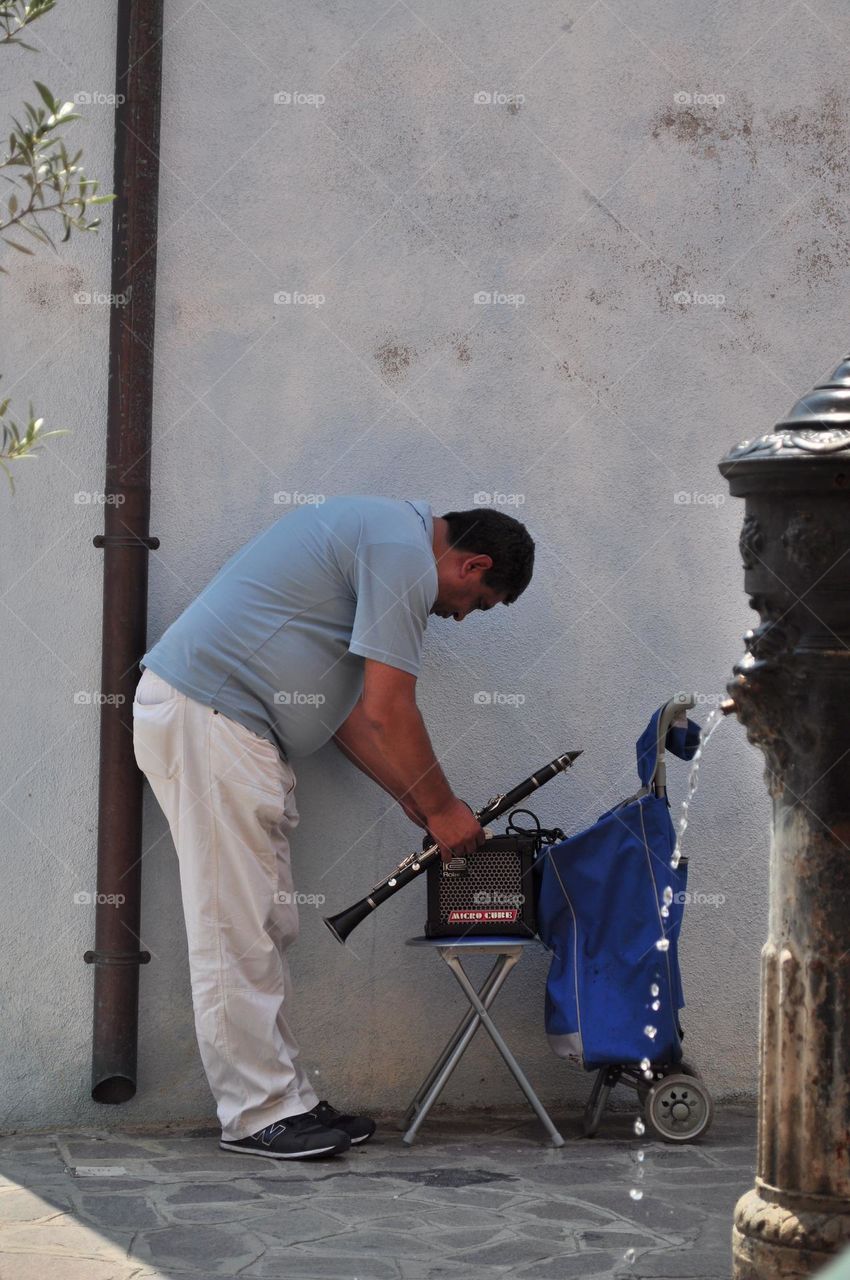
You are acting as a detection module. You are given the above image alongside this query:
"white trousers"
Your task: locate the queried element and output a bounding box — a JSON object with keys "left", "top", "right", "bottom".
{"left": 132, "top": 667, "right": 320, "bottom": 1140}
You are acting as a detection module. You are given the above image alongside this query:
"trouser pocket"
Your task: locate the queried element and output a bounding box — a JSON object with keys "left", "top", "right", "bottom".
{"left": 132, "top": 669, "right": 185, "bottom": 779}
{"left": 211, "top": 709, "right": 295, "bottom": 808}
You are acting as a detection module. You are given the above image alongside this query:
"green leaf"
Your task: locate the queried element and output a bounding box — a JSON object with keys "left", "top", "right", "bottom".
{"left": 33, "top": 81, "right": 57, "bottom": 113}
{"left": 20, "top": 222, "right": 49, "bottom": 244}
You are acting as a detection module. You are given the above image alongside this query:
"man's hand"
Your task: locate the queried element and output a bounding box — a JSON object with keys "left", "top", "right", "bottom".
{"left": 424, "top": 797, "right": 486, "bottom": 862}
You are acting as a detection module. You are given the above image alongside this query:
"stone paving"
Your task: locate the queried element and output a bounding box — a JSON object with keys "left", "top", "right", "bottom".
{"left": 0, "top": 1105, "right": 757, "bottom": 1279}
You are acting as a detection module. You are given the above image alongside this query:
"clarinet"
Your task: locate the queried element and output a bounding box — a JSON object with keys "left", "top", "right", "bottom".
{"left": 323, "top": 750, "right": 581, "bottom": 944}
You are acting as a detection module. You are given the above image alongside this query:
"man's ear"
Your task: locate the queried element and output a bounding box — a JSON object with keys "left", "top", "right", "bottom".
{"left": 461, "top": 553, "right": 493, "bottom": 578}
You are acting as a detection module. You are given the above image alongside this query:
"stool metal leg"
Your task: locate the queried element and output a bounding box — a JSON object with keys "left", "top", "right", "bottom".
{"left": 402, "top": 956, "right": 507, "bottom": 1126}
{"left": 445, "top": 954, "right": 565, "bottom": 1148}
{"left": 402, "top": 954, "right": 518, "bottom": 1145}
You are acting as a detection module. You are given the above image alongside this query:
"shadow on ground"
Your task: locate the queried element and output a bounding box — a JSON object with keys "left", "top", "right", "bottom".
{"left": 0, "top": 1105, "right": 754, "bottom": 1279}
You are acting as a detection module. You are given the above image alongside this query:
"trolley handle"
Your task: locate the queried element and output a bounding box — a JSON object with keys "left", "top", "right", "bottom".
{"left": 651, "top": 692, "right": 695, "bottom": 798}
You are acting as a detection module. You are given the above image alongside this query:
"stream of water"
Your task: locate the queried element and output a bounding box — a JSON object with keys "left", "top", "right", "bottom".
{"left": 624, "top": 701, "right": 730, "bottom": 1264}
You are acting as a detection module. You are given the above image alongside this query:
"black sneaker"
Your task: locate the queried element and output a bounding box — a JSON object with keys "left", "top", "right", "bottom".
{"left": 304, "top": 1099, "right": 377, "bottom": 1145}
{"left": 219, "top": 1113, "right": 351, "bottom": 1160}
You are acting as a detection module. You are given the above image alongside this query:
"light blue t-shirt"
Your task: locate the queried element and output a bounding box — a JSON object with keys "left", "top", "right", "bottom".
{"left": 141, "top": 496, "right": 437, "bottom": 759}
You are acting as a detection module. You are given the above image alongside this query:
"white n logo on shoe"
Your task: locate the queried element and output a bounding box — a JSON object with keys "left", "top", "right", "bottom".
{"left": 258, "top": 1123, "right": 288, "bottom": 1146}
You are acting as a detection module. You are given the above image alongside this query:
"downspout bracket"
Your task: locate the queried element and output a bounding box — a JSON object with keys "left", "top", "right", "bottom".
{"left": 84, "top": 950, "right": 152, "bottom": 966}
{"left": 93, "top": 534, "right": 160, "bottom": 550}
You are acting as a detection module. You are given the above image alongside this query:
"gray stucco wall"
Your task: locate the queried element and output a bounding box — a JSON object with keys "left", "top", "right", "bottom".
{"left": 3, "top": 0, "right": 844, "bottom": 1132}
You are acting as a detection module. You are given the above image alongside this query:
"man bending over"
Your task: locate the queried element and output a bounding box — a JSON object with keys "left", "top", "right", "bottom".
{"left": 133, "top": 495, "right": 535, "bottom": 1160}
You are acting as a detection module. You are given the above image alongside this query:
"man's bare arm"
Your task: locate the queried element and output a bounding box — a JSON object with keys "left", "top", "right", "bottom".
{"left": 332, "top": 659, "right": 484, "bottom": 858}
{"left": 332, "top": 699, "right": 429, "bottom": 828}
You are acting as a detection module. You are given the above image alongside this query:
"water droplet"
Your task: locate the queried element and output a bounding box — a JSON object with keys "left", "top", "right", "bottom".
{"left": 388, "top": 878, "right": 397, "bottom": 887}
{"left": 651, "top": 999, "right": 661, "bottom": 1012}
{"left": 640, "top": 1056, "right": 651, "bottom": 1071}
{"left": 634, "top": 1117, "right": 645, "bottom": 1135}
{"left": 643, "top": 1025, "right": 657, "bottom": 1040}
{"left": 650, "top": 983, "right": 660, "bottom": 997}
{"left": 624, "top": 1247, "right": 637, "bottom": 1263}
{"left": 663, "top": 886, "right": 673, "bottom": 905}
{"left": 643, "top": 1068, "right": 653, "bottom": 1080}
{"left": 661, "top": 905, "right": 669, "bottom": 918}
{"left": 630, "top": 1188, "right": 643, "bottom": 1200}
{"left": 636, "top": 1149, "right": 645, "bottom": 1162}
{"left": 655, "top": 938, "right": 670, "bottom": 952}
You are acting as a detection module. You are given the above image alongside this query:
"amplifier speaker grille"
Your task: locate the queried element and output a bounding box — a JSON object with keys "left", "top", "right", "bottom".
{"left": 425, "top": 834, "right": 538, "bottom": 937}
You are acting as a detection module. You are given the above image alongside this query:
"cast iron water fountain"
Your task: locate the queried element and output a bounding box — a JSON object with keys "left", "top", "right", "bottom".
{"left": 718, "top": 355, "right": 850, "bottom": 1278}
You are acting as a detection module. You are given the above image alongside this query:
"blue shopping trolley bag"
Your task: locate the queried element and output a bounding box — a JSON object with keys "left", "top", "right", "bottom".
{"left": 535, "top": 699, "right": 701, "bottom": 1070}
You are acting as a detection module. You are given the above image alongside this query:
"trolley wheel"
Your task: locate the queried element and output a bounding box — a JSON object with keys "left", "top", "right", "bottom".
{"left": 643, "top": 1073, "right": 714, "bottom": 1143}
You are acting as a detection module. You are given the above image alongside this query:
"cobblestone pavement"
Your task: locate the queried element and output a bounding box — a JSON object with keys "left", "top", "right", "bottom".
{"left": 0, "top": 1105, "right": 756, "bottom": 1279}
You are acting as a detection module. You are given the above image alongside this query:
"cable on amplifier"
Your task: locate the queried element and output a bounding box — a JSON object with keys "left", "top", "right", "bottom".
{"left": 504, "top": 808, "right": 566, "bottom": 851}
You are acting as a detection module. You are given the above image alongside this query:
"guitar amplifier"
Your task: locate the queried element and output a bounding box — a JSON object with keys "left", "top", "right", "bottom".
{"left": 424, "top": 833, "right": 539, "bottom": 938}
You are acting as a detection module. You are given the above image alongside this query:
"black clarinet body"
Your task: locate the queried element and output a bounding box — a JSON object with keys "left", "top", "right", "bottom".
{"left": 323, "top": 750, "right": 581, "bottom": 944}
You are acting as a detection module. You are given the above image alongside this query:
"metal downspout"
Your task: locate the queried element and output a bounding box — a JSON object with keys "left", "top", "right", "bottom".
{"left": 83, "top": 0, "right": 164, "bottom": 1103}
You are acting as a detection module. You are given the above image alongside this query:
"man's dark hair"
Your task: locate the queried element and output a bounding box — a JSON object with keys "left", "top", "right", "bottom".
{"left": 440, "top": 508, "right": 535, "bottom": 604}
